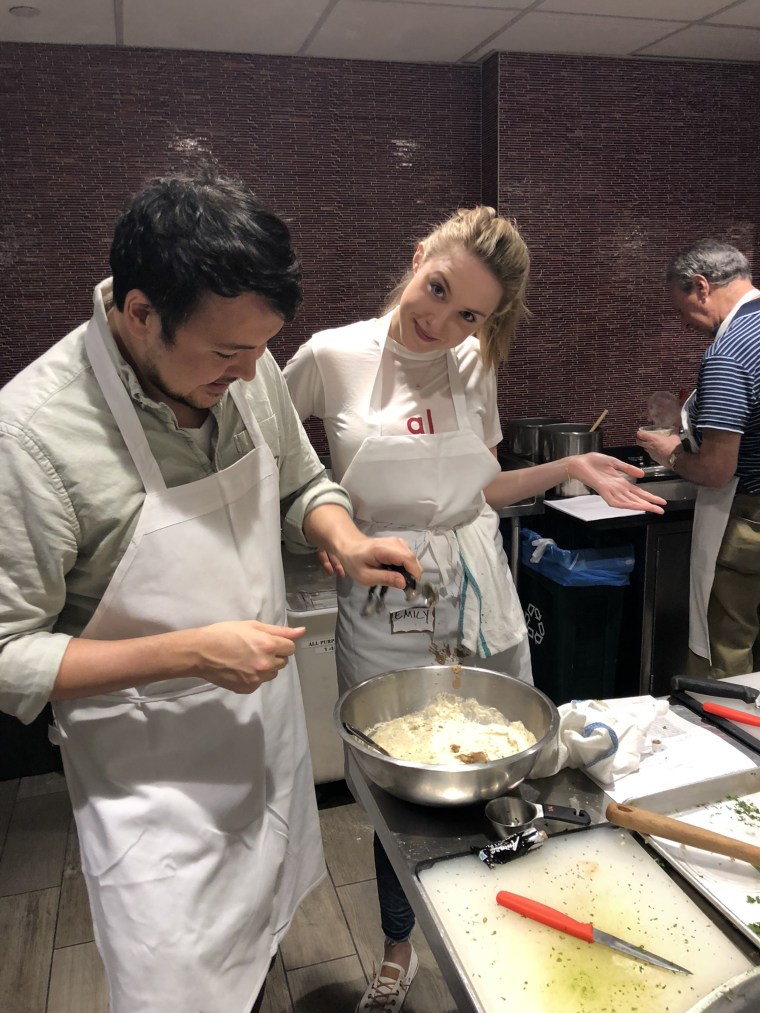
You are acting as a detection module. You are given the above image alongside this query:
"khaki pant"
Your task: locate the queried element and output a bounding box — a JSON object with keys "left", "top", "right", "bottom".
{"left": 688, "top": 492, "right": 760, "bottom": 678}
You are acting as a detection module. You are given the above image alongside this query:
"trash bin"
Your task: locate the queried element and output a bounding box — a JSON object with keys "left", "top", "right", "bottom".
{"left": 518, "top": 529, "right": 634, "bottom": 705}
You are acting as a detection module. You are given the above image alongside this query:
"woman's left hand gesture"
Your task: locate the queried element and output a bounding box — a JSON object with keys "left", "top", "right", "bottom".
{"left": 569, "top": 453, "right": 666, "bottom": 513}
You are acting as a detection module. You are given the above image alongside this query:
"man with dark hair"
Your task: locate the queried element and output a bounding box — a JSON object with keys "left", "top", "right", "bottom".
{"left": 0, "top": 170, "right": 420, "bottom": 1013}
{"left": 638, "top": 239, "right": 760, "bottom": 678}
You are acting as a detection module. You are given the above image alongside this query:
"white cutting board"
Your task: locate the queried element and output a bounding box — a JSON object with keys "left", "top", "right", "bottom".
{"left": 682, "top": 672, "right": 760, "bottom": 745}
{"left": 417, "top": 826, "right": 754, "bottom": 1013}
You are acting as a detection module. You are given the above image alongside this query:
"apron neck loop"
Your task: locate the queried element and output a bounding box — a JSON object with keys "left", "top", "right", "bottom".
{"left": 367, "top": 316, "right": 470, "bottom": 436}
{"left": 85, "top": 291, "right": 166, "bottom": 495}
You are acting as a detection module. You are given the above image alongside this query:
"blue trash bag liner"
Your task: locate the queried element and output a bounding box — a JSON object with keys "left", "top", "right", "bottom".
{"left": 519, "top": 528, "right": 634, "bottom": 587}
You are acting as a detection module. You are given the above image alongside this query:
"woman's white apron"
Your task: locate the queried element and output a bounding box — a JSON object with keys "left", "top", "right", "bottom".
{"left": 335, "top": 321, "right": 530, "bottom": 692}
{"left": 52, "top": 290, "right": 324, "bottom": 1013}
{"left": 684, "top": 289, "right": 760, "bottom": 661}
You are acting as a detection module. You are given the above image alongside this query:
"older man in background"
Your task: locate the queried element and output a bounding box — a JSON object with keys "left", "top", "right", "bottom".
{"left": 638, "top": 239, "right": 760, "bottom": 678}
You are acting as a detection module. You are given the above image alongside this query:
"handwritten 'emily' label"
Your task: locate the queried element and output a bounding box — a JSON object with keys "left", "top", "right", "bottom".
{"left": 390, "top": 606, "right": 435, "bottom": 634}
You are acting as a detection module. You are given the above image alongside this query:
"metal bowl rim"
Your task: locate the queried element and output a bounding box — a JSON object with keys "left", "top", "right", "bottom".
{"left": 333, "top": 665, "right": 559, "bottom": 771}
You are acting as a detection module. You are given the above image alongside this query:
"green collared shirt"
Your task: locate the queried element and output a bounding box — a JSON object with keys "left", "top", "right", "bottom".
{"left": 0, "top": 281, "right": 350, "bottom": 723}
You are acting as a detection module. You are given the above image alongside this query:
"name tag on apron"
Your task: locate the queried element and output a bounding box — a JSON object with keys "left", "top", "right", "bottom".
{"left": 390, "top": 606, "right": 435, "bottom": 634}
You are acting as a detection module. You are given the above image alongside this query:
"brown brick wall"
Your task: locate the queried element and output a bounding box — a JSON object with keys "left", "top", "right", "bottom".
{"left": 491, "top": 52, "right": 760, "bottom": 447}
{"left": 1, "top": 42, "right": 759, "bottom": 453}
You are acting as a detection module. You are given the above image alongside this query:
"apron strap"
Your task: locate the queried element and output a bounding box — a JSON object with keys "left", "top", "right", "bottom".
{"left": 85, "top": 303, "right": 166, "bottom": 494}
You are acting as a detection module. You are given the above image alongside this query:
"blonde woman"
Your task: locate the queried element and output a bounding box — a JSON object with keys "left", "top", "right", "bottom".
{"left": 284, "top": 207, "right": 664, "bottom": 1012}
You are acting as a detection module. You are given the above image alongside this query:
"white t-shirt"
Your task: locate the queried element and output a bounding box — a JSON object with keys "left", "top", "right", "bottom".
{"left": 283, "top": 313, "right": 502, "bottom": 483}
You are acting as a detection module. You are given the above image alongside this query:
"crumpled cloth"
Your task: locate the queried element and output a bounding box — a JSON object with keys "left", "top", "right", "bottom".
{"left": 455, "top": 514, "right": 526, "bottom": 658}
{"left": 530, "top": 696, "right": 670, "bottom": 784}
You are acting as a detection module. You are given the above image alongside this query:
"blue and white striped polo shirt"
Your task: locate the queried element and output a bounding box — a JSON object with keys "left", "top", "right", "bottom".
{"left": 689, "top": 298, "right": 760, "bottom": 494}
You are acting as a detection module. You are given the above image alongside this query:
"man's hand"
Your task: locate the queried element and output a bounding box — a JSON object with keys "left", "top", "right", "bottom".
{"left": 635, "top": 428, "right": 681, "bottom": 467}
{"left": 193, "top": 621, "right": 306, "bottom": 693}
{"left": 332, "top": 535, "right": 423, "bottom": 588}
{"left": 570, "top": 453, "right": 667, "bottom": 513}
{"left": 303, "top": 504, "right": 421, "bottom": 588}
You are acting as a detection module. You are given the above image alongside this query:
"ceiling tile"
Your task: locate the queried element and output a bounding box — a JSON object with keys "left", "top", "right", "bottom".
{"left": 707, "top": 0, "right": 760, "bottom": 29}
{"left": 361, "top": 0, "right": 531, "bottom": 6}
{"left": 124, "top": 0, "right": 325, "bottom": 54}
{"left": 640, "top": 22, "right": 760, "bottom": 59}
{"left": 305, "top": 0, "right": 519, "bottom": 61}
{"left": 480, "top": 11, "right": 684, "bottom": 56}
{"left": 0, "top": 0, "right": 116, "bottom": 45}
{"left": 539, "top": 0, "right": 727, "bottom": 19}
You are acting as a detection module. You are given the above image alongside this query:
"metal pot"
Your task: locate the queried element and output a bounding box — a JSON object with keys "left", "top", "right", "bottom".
{"left": 539, "top": 423, "right": 603, "bottom": 496}
{"left": 503, "top": 417, "right": 567, "bottom": 462}
{"left": 334, "top": 665, "right": 559, "bottom": 807}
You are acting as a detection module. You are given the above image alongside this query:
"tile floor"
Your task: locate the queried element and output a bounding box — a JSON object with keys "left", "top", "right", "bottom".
{"left": 0, "top": 772, "right": 458, "bottom": 1013}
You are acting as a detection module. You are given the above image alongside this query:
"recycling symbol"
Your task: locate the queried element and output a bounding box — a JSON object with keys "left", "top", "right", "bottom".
{"left": 524, "top": 602, "right": 544, "bottom": 645}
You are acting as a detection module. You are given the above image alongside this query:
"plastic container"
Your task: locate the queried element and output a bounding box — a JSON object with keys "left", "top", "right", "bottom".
{"left": 283, "top": 551, "right": 343, "bottom": 784}
{"left": 519, "top": 528, "right": 634, "bottom": 587}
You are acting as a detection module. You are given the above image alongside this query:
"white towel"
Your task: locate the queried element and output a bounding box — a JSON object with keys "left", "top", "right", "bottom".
{"left": 455, "top": 514, "right": 526, "bottom": 658}
{"left": 530, "top": 696, "right": 671, "bottom": 784}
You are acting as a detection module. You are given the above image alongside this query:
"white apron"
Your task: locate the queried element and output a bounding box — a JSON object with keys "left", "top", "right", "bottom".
{"left": 686, "top": 290, "right": 760, "bottom": 661}
{"left": 52, "top": 292, "right": 324, "bottom": 1013}
{"left": 335, "top": 322, "right": 530, "bottom": 692}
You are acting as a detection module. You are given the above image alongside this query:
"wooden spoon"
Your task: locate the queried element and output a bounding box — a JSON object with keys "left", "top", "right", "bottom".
{"left": 589, "top": 409, "right": 608, "bottom": 433}
{"left": 606, "top": 801, "right": 760, "bottom": 865}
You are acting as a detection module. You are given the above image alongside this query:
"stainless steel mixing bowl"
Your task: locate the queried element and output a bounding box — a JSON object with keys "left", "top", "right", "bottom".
{"left": 334, "top": 665, "right": 559, "bottom": 806}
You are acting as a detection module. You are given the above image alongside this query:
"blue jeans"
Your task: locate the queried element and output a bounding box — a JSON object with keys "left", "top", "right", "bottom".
{"left": 374, "top": 833, "right": 415, "bottom": 942}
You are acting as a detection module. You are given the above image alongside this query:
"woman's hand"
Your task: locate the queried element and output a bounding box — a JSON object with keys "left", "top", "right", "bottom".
{"left": 569, "top": 453, "right": 666, "bottom": 513}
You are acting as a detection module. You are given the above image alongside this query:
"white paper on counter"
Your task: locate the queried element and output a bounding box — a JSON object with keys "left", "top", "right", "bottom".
{"left": 586, "top": 706, "right": 756, "bottom": 802}
{"left": 545, "top": 494, "right": 645, "bottom": 521}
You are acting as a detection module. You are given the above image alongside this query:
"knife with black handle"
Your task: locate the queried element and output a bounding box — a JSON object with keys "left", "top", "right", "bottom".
{"left": 671, "top": 675, "right": 760, "bottom": 707}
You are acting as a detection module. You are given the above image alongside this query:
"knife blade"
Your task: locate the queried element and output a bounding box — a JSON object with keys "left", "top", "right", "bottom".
{"left": 671, "top": 675, "right": 760, "bottom": 708}
{"left": 495, "top": 890, "right": 691, "bottom": 975}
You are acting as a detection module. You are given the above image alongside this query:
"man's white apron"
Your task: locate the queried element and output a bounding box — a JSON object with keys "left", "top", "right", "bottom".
{"left": 52, "top": 290, "right": 324, "bottom": 1013}
{"left": 335, "top": 320, "right": 530, "bottom": 692}
{"left": 686, "top": 289, "right": 760, "bottom": 661}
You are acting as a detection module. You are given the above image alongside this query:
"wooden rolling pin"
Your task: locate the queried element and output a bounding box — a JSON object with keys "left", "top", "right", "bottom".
{"left": 606, "top": 802, "right": 760, "bottom": 866}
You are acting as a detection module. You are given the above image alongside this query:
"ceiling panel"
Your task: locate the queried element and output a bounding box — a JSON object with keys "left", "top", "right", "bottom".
{"left": 361, "top": 0, "right": 532, "bottom": 7}
{"left": 0, "top": 0, "right": 115, "bottom": 45}
{"left": 478, "top": 11, "right": 684, "bottom": 56}
{"left": 0, "top": 0, "right": 758, "bottom": 63}
{"left": 304, "top": 0, "right": 517, "bottom": 62}
{"left": 707, "top": 0, "right": 760, "bottom": 29}
{"left": 124, "top": 0, "right": 326, "bottom": 54}
{"left": 640, "top": 22, "right": 760, "bottom": 58}
{"left": 540, "top": 0, "right": 727, "bottom": 19}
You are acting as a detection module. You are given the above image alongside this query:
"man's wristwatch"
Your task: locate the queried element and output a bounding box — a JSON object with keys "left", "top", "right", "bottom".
{"left": 667, "top": 448, "right": 681, "bottom": 470}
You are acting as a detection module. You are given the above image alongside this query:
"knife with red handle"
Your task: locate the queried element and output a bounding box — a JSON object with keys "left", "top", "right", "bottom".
{"left": 702, "top": 702, "right": 760, "bottom": 726}
{"left": 495, "top": 890, "right": 691, "bottom": 974}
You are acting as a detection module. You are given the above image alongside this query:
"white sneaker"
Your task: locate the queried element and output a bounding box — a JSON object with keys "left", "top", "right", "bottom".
{"left": 355, "top": 945, "right": 419, "bottom": 1013}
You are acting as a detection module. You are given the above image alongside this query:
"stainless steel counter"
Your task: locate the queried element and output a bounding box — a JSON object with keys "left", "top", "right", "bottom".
{"left": 347, "top": 706, "right": 760, "bottom": 1013}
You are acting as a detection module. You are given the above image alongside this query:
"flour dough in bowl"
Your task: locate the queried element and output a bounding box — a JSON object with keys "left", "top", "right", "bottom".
{"left": 365, "top": 692, "right": 536, "bottom": 766}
